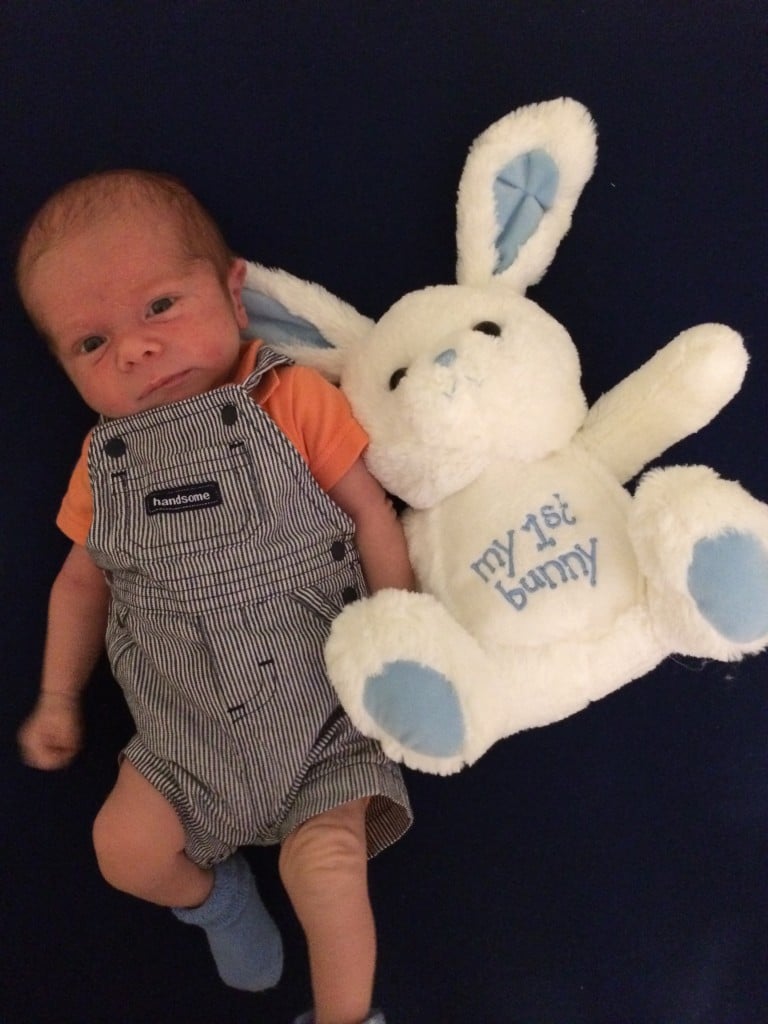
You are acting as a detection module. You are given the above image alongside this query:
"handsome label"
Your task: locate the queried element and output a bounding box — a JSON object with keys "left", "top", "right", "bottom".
{"left": 144, "top": 481, "right": 223, "bottom": 515}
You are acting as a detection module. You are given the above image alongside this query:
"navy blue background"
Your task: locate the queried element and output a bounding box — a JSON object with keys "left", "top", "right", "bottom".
{"left": 2, "top": 3, "right": 766, "bottom": 1022}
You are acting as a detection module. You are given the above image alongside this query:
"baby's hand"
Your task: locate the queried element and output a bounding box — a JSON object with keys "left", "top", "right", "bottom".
{"left": 17, "top": 693, "right": 83, "bottom": 770}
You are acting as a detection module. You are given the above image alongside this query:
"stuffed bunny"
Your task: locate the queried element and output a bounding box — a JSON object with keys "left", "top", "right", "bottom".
{"left": 241, "top": 97, "right": 768, "bottom": 774}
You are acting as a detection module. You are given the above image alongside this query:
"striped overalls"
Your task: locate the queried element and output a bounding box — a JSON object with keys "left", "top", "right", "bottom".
{"left": 86, "top": 346, "right": 411, "bottom": 867}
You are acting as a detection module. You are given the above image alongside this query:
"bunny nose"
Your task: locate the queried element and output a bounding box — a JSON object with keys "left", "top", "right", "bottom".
{"left": 434, "top": 348, "right": 457, "bottom": 367}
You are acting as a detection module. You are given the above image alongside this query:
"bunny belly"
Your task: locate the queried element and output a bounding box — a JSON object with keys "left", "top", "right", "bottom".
{"left": 405, "top": 450, "right": 644, "bottom": 649}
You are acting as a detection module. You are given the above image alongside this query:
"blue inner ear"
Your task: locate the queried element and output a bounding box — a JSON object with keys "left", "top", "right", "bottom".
{"left": 493, "top": 149, "right": 559, "bottom": 274}
{"left": 241, "top": 288, "right": 334, "bottom": 349}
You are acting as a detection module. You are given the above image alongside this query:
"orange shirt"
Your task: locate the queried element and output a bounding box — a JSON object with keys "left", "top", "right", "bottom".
{"left": 57, "top": 341, "right": 368, "bottom": 546}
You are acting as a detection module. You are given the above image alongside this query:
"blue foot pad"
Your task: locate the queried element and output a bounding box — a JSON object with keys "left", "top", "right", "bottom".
{"left": 362, "top": 660, "right": 465, "bottom": 756}
{"left": 688, "top": 531, "right": 768, "bottom": 643}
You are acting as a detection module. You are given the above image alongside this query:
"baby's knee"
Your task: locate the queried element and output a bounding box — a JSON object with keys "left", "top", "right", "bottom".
{"left": 91, "top": 802, "right": 135, "bottom": 891}
{"left": 279, "top": 800, "right": 369, "bottom": 896}
{"left": 92, "top": 799, "right": 172, "bottom": 896}
{"left": 92, "top": 761, "right": 190, "bottom": 896}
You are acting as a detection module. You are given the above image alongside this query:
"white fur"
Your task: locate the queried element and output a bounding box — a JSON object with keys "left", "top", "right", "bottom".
{"left": 244, "top": 98, "right": 768, "bottom": 773}
{"left": 457, "top": 97, "right": 597, "bottom": 291}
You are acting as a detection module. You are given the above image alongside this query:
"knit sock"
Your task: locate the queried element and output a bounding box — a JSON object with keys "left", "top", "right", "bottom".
{"left": 172, "top": 852, "right": 283, "bottom": 991}
{"left": 293, "top": 1011, "right": 386, "bottom": 1024}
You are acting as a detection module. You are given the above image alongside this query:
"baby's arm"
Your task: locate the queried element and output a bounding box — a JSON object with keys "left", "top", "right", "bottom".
{"left": 18, "top": 543, "right": 109, "bottom": 770}
{"left": 329, "top": 458, "right": 415, "bottom": 594}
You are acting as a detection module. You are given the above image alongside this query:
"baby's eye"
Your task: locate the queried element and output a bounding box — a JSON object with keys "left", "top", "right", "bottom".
{"left": 80, "top": 335, "right": 106, "bottom": 354}
{"left": 148, "top": 296, "right": 175, "bottom": 316}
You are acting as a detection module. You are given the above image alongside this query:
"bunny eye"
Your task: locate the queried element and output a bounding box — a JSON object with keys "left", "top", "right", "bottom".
{"left": 389, "top": 368, "right": 408, "bottom": 390}
{"left": 472, "top": 321, "right": 502, "bottom": 336}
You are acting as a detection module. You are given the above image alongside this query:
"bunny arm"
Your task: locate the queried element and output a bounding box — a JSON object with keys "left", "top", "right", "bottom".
{"left": 575, "top": 324, "right": 747, "bottom": 484}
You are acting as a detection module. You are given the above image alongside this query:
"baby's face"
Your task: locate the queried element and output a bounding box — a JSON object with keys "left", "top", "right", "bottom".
{"left": 26, "top": 209, "right": 248, "bottom": 418}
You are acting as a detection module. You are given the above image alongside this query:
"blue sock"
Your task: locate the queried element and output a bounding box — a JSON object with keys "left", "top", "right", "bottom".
{"left": 293, "top": 1011, "right": 386, "bottom": 1024}
{"left": 172, "top": 852, "right": 283, "bottom": 991}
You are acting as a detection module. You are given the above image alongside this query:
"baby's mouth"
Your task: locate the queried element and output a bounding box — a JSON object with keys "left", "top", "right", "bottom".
{"left": 139, "top": 370, "right": 191, "bottom": 401}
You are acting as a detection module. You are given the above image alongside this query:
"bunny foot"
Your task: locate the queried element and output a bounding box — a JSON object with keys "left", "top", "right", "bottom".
{"left": 688, "top": 531, "right": 768, "bottom": 644}
{"left": 325, "top": 589, "right": 498, "bottom": 772}
{"left": 632, "top": 465, "right": 768, "bottom": 658}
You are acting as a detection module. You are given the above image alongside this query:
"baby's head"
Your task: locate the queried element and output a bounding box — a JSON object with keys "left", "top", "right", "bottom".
{"left": 17, "top": 169, "right": 249, "bottom": 418}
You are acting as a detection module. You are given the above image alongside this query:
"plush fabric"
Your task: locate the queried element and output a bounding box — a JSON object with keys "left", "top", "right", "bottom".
{"left": 241, "top": 98, "right": 768, "bottom": 775}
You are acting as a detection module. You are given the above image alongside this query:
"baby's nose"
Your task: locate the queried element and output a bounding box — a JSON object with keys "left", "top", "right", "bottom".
{"left": 116, "top": 332, "right": 161, "bottom": 368}
{"left": 434, "top": 348, "right": 457, "bottom": 367}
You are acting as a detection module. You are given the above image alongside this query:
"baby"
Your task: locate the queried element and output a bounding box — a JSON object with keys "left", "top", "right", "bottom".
{"left": 16, "top": 169, "right": 414, "bottom": 1024}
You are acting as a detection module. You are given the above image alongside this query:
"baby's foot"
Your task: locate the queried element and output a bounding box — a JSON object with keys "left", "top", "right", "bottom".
{"left": 173, "top": 852, "right": 282, "bottom": 991}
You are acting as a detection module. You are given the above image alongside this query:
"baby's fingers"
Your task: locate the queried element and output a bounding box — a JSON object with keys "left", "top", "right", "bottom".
{"left": 18, "top": 717, "right": 81, "bottom": 770}
{"left": 23, "top": 742, "right": 77, "bottom": 771}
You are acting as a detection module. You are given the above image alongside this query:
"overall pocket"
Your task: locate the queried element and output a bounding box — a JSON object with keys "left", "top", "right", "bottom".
{"left": 105, "top": 442, "right": 261, "bottom": 564}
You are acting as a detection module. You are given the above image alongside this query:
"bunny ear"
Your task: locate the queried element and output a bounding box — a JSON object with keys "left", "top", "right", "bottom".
{"left": 241, "top": 262, "right": 374, "bottom": 381}
{"left": 456, "top": 97, "right": 598, "bottom": 293}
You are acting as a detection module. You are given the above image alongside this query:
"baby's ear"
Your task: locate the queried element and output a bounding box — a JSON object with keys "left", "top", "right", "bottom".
{"left": 228, "top": 258, "right": 250, "bottom": 330}
{"left": 456, "top": 97, "right": 597, "bottom": 293}
{"left": 241, "top": 262, "right": 374, "bottom": 382}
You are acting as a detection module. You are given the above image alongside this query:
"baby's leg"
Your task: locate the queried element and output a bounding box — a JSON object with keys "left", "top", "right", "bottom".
{"left": 92, "top": 758, "right": 212, "bottom": 906}
{"left": 93, "top": 760, "right": 282, "bottom": 991}
{"left": 280, "top": 798, "right": 374, "bottom": 1024}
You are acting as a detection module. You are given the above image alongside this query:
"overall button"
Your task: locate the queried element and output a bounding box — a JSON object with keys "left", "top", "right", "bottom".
{"left": 221, "top": 404, "right": 238, "bottom": 425}
{"left": 104, "top": 437, "right": 126, "bottom": 458}
{"left": 331, "top": 540, "right": 346, "bottom": 561}
{"left": 342, "top": 586, "right": 359, "bottom": 605}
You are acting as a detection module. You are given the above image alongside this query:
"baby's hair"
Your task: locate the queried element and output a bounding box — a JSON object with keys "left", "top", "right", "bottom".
{"left": 16, "top": 169, "right": 237, "bottom": 327}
